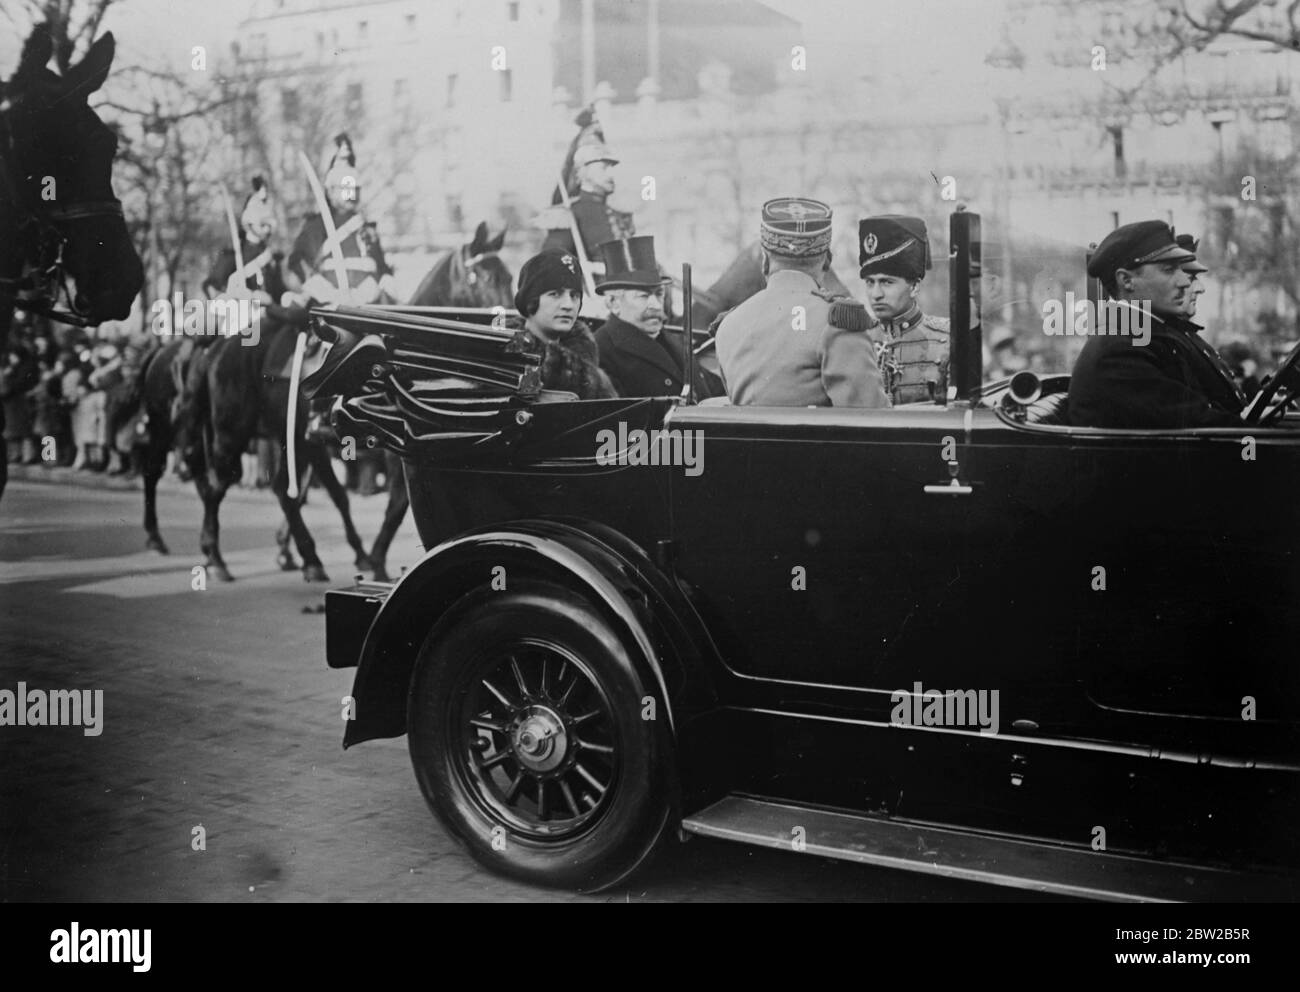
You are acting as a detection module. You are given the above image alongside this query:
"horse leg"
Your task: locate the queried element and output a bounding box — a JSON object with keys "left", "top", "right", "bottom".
{"left": 193, "top": 462, "right": 234, "bottom": 582}
{"left": 271, "top": 441, "right": 329, "bottom": 583}
{"left": 368, "top": 453, "right": 408, "bottom": 583}
{"left": 307, "top": 441, "right": 372, "bottom": 572}
{"left": 273, "top": 461, "right": 309, "bottom": 572}
{"left": 143, "top": 427, "right": 169, "bottom": 554}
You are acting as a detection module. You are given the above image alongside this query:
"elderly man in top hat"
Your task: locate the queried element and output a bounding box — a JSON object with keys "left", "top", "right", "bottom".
{"left": 542, "top": 143, "right": 635, "bottom": 269}
{"left": 714, "top": 197, "right": 888, "bottom": 408}
{"left": 1068, "top": 220, "right": 1243, "bottom": 429}
{"left": 593, "top": 236, "right": 721, "bottom": 398}
{"left": 859, "top": 215, "right": 950, "bottom": 405}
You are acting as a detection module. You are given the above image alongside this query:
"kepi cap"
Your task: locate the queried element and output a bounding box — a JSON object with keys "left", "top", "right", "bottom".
{"left": 760, "top": 197, "right": 833, "bottom": 258}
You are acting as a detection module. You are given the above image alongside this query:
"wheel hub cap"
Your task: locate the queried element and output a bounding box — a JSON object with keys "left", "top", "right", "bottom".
{"left": 512, "top": 705, "right": 567, "bottom": 773}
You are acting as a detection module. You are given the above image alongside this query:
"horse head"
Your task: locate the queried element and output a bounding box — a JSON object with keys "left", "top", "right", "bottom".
{"left": 0, "top": 26, "right": 143, "bottom": 340}
{"left": 408, "top": 221, "right": 513, "bottom": 308}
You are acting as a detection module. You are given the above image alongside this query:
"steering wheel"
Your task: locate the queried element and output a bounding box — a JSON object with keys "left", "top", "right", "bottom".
{"left": 1242, "top": 339, "right": 1300, "bottom": 426}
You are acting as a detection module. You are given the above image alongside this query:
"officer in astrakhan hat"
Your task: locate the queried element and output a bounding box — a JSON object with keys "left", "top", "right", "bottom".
{"left": 713, "top": 197, "right": 889, "bottom": 407}
{"left": 859, "top": 215, "right": 950, "bottom": 405}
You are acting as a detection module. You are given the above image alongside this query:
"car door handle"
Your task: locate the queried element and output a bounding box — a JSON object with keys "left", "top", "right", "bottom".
{"left": 923, "top": 480, "right": 972, "bottom": 495}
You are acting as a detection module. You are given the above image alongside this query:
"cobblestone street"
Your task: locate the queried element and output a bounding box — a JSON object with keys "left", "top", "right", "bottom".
{"left": 0, "top": 479, "right": 1037, "bottom": 902}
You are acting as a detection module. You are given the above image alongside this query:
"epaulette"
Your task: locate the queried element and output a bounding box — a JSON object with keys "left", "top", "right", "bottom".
{"left": 707, "top": 307, "right": 736, "bottom": 336}
{"left": 828, "top": 297, "right": 872, "bottom": 332}
{"left": 922, "top": 314, "right": 951, "bottom": 334}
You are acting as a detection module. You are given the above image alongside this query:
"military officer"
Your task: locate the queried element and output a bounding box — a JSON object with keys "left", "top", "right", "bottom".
{"left": 542, "top": 143, "right": 635, "bottom": 268}
{"left": 593, "top": 236, "right": 721, "bottom": 399}
{"left": 1068, "top": 220, "right": 1244, "bottom": 429}
{"left": 714, "top": 198, "right": 889, "bottom": 408}
{"left": 859, "top": 215, "right": 950, "bottom": 405}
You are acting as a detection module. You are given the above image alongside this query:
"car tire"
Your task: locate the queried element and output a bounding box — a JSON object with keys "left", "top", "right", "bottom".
{"left": 407, "top": 580, "right": 675, "bottom": 892}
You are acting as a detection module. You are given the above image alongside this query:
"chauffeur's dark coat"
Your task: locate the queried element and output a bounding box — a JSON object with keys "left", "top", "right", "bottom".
{"left": 1068, "top": 311, "right": 1245, "bottom": 429}
{"left": 594, "top": 314, "right": 722, "bottom": 399}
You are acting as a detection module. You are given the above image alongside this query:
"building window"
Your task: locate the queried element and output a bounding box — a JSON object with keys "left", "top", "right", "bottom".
{"left": 358, "top": 21, "right": 368, "bottom": 42}
{"left": 1107, "top": 125, "right": 1126, "bottom": 180}
{"left": 446, "top": 73, "right": 458, "bottom": 108}
{"left": 345, "top": 82, "right": 364, "bottom": 118}
{"left": 499, "top": 68, "right": 513, "bottom": 102}
{"left": 394, "top": 78, "right": 409, "bottom": 102}
{"left": 282, "top": 88, "right": 300, "bottom": 124}
{"left": 508, "top": 2, "right": 520, "bottom": 20}
{"left": 406, "top": 13, "right": 416, "bottom": 31}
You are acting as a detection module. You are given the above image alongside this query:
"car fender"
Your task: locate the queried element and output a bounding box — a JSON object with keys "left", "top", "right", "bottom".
{"left": 343, "top": 519, "right": 719, "bottom": 749}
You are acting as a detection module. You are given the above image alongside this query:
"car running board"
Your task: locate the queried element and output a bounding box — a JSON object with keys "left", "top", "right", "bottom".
{"left": 680, "top": 795, "right": 1296, "bottom": 902}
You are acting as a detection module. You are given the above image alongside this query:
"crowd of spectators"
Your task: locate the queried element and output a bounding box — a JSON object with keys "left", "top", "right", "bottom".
{"left": 2, "top": 318, "right": 144, "bottom": 474}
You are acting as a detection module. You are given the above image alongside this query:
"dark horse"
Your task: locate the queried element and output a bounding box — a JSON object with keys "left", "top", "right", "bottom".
{"left": 136, "top": 204, "right": 388, "bottom": 581}
{"left": 688, "top": 240, "right": 854, "bottom": 330}
{"left": 365, "top": 222, "right": 513, "bottom": 581}
{"left": 0, "top": 27, "right": 143, "bottom": 500}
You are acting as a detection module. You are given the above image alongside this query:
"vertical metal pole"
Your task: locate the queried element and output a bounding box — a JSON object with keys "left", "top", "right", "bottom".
{"left": 647, "top": 0, "right": 660, "bottom": 88}
{"left": 680, "top": 263, "right": 695, "bottom": 404}
{"left": 1085, "top": 242, "right": 1100, "bottom": 310}
{"left": 581, "top": 0, "right": 596, "bottom": 105}
{"left": 949, "top": 207, "right": 982, "bottom": 404}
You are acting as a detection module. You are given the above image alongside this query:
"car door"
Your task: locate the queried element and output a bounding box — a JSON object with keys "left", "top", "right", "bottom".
{"left": 974, "top": 414, "right": 1300, "bottom": 864}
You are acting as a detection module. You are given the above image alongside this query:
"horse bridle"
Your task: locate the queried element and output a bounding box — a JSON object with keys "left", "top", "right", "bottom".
{"left": 0, "top": 94, "right": 126, "bottom": 327}
{"left": 458, "top": 245, "right": 502, "bottom": 290}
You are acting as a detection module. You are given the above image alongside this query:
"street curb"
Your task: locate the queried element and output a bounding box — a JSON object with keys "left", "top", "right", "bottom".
{"left": 5, "top": 463, "right": 280, "bottom": 502}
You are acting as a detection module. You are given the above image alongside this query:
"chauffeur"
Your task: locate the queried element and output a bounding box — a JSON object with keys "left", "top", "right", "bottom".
{"left": 593, "top": 236, "right": 721, "bottom": 399}
{"left": 859, "top": 215, "right": 950, "bottom": 405}
{"left": 714, "top": 198, "right": 889, "bottom": 408}
{"left": 1068, "top": 221, "right": 1244, "bottom": 429}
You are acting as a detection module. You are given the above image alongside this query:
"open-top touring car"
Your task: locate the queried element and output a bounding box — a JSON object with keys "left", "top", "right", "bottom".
{"left": 305, "top": 211, "right": 1300, "bottom": 900}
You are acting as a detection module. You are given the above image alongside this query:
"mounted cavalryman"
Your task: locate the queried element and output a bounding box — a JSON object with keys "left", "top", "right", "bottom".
{"left": 859, "top": 215, "right": 950, "bottom": 405}
{"left": 288, "top": 133, "right": 395, "bottom": 306}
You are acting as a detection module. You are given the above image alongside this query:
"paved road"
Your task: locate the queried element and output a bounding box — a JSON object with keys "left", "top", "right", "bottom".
{"left": 0, "top": 479, "right": 1047, "bottom": 902}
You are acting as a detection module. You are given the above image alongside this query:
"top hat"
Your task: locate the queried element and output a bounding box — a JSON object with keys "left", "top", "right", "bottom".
{"left": 595, "top": 236, "right": 668, "bottom": 292}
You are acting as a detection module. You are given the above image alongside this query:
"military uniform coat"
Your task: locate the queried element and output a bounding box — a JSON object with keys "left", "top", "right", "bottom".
{"left": 1068, "top": 311, "right": 1245, "bottom": 429}
{"left": 542, "top": 191, "right": 634, "bottom": 262}
{"left": 874, "top": 307, "right": 950, "bottom": 405}
{"left": 714, "top": 269, "right": 889, "bottom": 408}
{"left": 594, "top": 314, "right": 722, "bottom": 399}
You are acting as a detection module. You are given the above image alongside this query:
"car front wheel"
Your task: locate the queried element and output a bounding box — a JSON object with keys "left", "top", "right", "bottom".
{"left": 407, "top": 580, "right": 674, "bottom": 891}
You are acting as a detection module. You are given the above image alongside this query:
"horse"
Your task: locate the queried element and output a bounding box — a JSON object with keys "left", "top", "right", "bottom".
{"left": 136, "top": 203, "right": 387, "bottom": 581}
{"left": 0, "top": 27, "right": 143, "bottom": 499}
{"left": 366, "top": 222, "right": 513, "bottom": 582}
{"left": 688, "top": 240, "right": 854, "bottom": 330}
